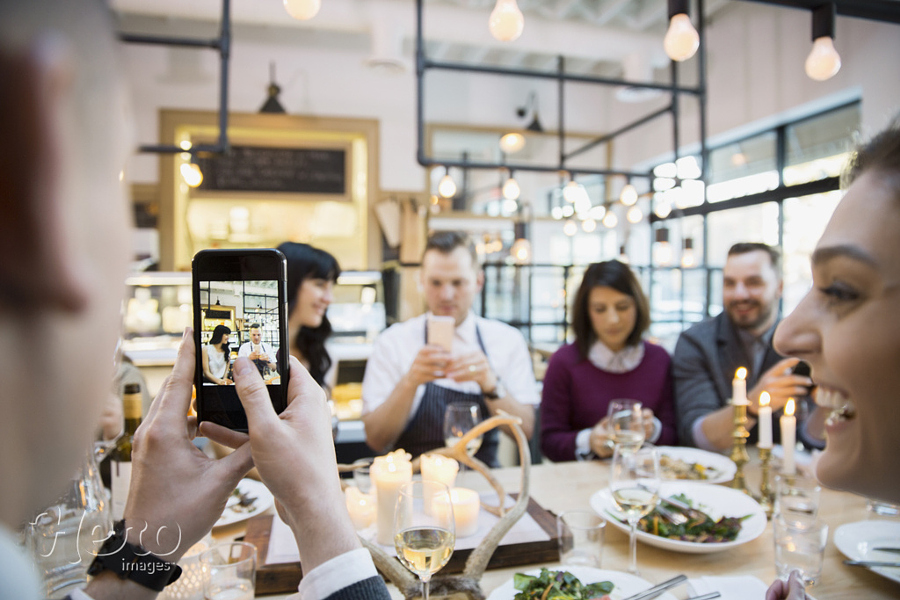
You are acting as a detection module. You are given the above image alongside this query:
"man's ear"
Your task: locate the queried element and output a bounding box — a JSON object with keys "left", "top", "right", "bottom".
{"left": 475, "top": 268, "right": 485, "bottom": 293}
{"left": 0, "top": 48, "right": 87, "bottom": 312}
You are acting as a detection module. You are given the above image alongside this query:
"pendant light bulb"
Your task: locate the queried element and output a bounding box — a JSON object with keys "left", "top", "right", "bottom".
{"left": 180, "top": 162, "right": 203, "bottom": 188}
{"left": 489, "top": 0, "right": 525, "bottom": 42}
{"left": 563, "top": 219, "right": 578, "bottom": 237}
{"left": 499, "top": 132, "right": 526, "bottom": 154}
{"left": 620, "top": 183, "right": 638, "bottom": 206}
{"left": 664, "top": 13, "right": 699, "bottom": 62}
{"left": 805, "top": 36, "right": 841, "bottom": 81}
{"left": 438, "top": 171, "right": 457, "bottom": 198}
{"left": 283, "top": 0, "right": 321, "bottom": 21}
{"left": 502, "top": 176, "right": 520, "bottom": 200}
{"left": 581, "top": 218, "right": 597, "bottom": 233}
{"left": 510, "top": 238, "right": 532, "bottom": 264}
{"left": 602, "top": 211, "right": 618, "bottom": 229}
{"left": 654, "top": 197, "right": 672, "bottom": 219}
{"left": 563, "top": 180, "right": 581, "bottom": 203}
{"left": 626, "top": 205, "right": 643, "bottom": 224}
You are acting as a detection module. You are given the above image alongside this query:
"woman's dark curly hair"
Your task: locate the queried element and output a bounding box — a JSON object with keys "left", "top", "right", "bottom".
{"left": 277, "top": 242, "right": 341, "bottom": 386}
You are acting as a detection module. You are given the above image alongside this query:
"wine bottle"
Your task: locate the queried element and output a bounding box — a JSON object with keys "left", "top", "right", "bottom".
{"left": 110, "top": 382, "right": 142, "bottom": 520}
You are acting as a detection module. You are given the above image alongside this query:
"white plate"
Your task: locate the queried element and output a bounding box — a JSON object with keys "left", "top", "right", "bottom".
{"left": 656, "top": 446, "right": 736, "bottom": 485}
{"left": 214, "top": 479, "right": 274, "bottom": 528}
{"left": 834, "top": 520, "right": 900, "bottom": 585}
{"left": 486, "top": 566, "right": 677, "bottom": 600}
{"left": 590, "top": 482, "right": 767, "bottom": 554}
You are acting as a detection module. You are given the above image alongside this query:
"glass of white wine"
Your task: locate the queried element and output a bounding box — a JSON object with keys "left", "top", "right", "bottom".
{"left": 609, "top": 444, "right": 660, "bottom": 575}
{"left": 443, "top": 402, "right": 483, "bottom": 456}
{"left": 606, "top": 399, "right": 645, "bottom": 450}
{"left": 394, "top": 481, "right": 456, "bottom": 600}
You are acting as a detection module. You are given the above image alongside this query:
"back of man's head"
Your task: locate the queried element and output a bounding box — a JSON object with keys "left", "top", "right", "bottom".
{"left": 424, "top": 231, "right": 478, "bottom": 266}
{"left": 727, "top": 242, "right": 782, "bottom": 275}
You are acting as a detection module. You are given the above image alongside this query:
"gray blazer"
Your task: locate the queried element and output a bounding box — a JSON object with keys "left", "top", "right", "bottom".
{"left": 672, "top": 312, "right": 786, "bottom": 447}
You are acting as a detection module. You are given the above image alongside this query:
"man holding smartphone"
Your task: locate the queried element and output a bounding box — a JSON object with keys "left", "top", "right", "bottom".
{"left": 361, "top": 231, "right": 538, "bottom": 467}
{"left": 238, "top": 324, "right": 278, "bottom": 377}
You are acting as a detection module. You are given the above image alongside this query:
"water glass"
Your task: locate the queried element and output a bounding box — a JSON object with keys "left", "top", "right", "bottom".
{"left": 353, "top": 458, "right": 374, "bottom": 494}
{"left": 866, "top": 499, "right": 900, "bottom": 518}
{"left": 557, "top": 510, "right": 605, "bottom": 567}
{"left": 200, "top": 542, "right": 257, "bottom": 600}
{"left": 773, "top": 518, "right": 828, "bottom": 586}
{"left": 775, "top": 475, "right": 821, "bottom": 527}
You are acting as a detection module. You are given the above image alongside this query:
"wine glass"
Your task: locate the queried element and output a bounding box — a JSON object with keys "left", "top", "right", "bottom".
{"left": 443, "top": 402, "right": 483, "bottom": 456}
{"left": 609, "top": 444, "right": 660, "bottom": 575}
{"left": 606, "top": 399, "right": 645, "bottom": 450}
{"left": 393, "top": 481, "right": 455, "bottom": 600}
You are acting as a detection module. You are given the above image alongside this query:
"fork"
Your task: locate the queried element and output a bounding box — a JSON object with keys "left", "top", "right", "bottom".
{"left": 657, "top": 504, "right": 689, "bottom": 525}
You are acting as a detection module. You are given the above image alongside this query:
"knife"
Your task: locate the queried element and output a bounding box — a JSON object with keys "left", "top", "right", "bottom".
{"left": 873, "top": 547, "right": 900, "bottom": 554}
{"left": 620, "top": 574, "right": 688, "bottom": 600}
{"left": 843, "top": 560, "right": 900, "bottom": 568}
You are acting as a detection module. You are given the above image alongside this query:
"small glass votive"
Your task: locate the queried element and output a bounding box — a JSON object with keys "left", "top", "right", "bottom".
{"left": 557, "top": 510, "right": 605, "bottom": 568}
{"left": 866, "top": 498, "right": 900, "bottom": 518}
{"left": 200, "top": 542, "right": 257, "bottom": 600}
{"left": 353, "top": 458, "right": 374, "bottom": 494}
{"left": 159, "top": 534, "right": 213, "bottom": 600}
{"left": 773, "top": 517, "right": 828, "bottom": 586}
{"left": 775, "top": 475, "right": 821, "bottom": 527}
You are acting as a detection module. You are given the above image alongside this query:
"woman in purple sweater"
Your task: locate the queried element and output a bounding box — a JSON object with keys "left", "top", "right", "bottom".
{"left": 541, "top": 260, "right": 677, "bottom": 461}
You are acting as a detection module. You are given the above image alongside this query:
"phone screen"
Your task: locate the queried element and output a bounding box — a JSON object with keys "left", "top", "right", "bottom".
{"left": 193, "top": 249, "right": 289, "bottom": 431}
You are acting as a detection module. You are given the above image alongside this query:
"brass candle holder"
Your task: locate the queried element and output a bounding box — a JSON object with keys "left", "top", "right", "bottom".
{"left": 730, "top": 400, "right": 751, "bottom": 495}
{"left": 758, "top": 446, "right": 775, "bottom": 518}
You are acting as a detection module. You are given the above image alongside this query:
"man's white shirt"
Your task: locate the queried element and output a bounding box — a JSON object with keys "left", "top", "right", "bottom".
{"left": 237, "top": 342, "right": 277, "bottom": 365}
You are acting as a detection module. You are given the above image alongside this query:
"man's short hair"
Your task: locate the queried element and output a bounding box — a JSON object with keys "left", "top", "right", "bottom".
{"left": 727, "top": 242, "right": 781, "bottom": 273}
{"left": 424, "top": 230, "right": 478, "bottom": 266}
{"left": 249, "top": 323, "right": 261, "bottom": 330}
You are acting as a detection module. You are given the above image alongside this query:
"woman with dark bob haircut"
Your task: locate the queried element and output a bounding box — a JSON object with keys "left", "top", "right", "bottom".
{"left": 541, "top": 260, "right": 677, "bottom": 461}
{"left": 277, "top": 242, "right": 341, "bottom": 387}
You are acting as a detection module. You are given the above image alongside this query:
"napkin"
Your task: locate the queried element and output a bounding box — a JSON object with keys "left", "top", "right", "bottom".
{"left": 687, "top": 575, "right": 768, "bottom": 600}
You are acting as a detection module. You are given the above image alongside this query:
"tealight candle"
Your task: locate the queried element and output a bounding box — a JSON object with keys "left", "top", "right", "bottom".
{"left": 733, "top": 367, "right": 748, "bottom": 405}
{"left": 434, "top": 487, "right": 480, "bottom": 538}
{"left": 781, "top": 398, "right": 797, "bottom": 475}
{"left": 758, "top": 391, "right": 773, "bottom": 449}
{"left": 371, "top": 450, "right": 412, "bottom": 545}
{"left": 420, "top": 454, "right": 459, "bottom": 489}
{"left": 345, "top": 486, "right": 376, "bottom": 531}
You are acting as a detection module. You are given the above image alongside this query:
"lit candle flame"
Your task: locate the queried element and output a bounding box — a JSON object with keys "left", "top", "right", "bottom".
{"left": 735, "top": 367, "right": 747, "bottom": 380}
{"left": 759, "top": 391, "right": 770, "bottom": 408}
{"left": 785, "top": 398, "right": 796, "bottom": 416}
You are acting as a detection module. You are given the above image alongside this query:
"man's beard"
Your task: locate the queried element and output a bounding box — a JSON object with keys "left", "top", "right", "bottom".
{"left": 727, "top": 300, "right": 775, "bottom": 332}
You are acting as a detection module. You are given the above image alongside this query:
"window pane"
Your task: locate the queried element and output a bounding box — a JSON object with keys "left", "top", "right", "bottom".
{"left": 785, "top": 104, "right": 860, "bottom": 186}
{"left": 706, "top": 202, "right": 780, "bottom": 266}
{"left": 707, "top": 131, "right": 778, "bottom": 203}
{"left": 782, "top": 190, "right": 843, "bottom": 314}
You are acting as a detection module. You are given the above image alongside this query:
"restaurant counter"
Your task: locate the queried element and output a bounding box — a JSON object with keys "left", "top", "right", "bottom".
{"left": 215, "top": 460, "right": 898, "bottom": 599}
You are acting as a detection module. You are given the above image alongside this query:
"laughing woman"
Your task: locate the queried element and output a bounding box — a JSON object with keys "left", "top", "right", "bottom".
{"left": 540, "top": 260, "right": 677, "bottom": 461}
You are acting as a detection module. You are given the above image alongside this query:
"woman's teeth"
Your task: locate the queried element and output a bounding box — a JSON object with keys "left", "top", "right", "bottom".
{"left": 819, "top": 388, "right": 856, "bottom": 424}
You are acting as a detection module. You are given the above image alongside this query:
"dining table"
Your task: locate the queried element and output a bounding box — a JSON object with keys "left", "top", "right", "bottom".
{"left": 214, "top": 458, "right": 900, "bottom": 599}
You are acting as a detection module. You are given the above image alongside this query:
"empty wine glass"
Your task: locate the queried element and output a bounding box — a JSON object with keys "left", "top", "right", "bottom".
{"left": 443, "top": 402, "right": 482, "bottom": 456}
{"left": 610, "top": 444, "right": 660, "bottom": 575}
{"left": 606, "top": 399, "right": 645, "bottom": 450}
{"left": 393, "top": 481, "right": 455, "bottom": 600}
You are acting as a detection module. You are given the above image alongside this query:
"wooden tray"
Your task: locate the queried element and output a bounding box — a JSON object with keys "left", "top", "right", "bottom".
{"left": 245, "top": 494, "right": 559, "bottom": 595}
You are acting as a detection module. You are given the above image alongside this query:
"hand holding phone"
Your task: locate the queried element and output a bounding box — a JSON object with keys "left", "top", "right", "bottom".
{"left": 427, "top": 315, "right": 455, "bottom": 352}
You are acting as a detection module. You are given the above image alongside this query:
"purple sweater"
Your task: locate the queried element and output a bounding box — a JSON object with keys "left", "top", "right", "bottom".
{"left": 540, "top": 341, "right": 678, "bottom": 462}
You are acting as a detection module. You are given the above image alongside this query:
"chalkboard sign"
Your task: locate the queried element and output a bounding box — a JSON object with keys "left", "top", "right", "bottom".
{"left": 195, "top": 146, "right": 346, "bottom": 195}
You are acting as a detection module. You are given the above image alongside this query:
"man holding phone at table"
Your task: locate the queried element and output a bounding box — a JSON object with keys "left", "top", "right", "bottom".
{"left": 361, "top": 231, "right": 538, "bottom": 467}
{"left": 0, "top": 2, "right": 389, "bottom": 600}
{"left": 672, "top": 243, "right": 816, "bottom": 451}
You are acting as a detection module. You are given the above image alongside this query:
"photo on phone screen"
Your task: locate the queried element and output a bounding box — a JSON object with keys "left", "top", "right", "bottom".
{"left": 193, "top": 249, "right": 289, "bottom": 431}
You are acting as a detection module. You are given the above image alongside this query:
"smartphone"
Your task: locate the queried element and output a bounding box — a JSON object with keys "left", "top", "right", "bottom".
{"left": 427, "top": 315, "right": 455, "bottom": 352}
{"left": 193, "top": 249, "right": 290, "bottom": 431}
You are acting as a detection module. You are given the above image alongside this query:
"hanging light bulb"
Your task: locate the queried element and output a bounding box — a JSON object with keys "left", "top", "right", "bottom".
{"left": 283, "top": 0, "right": 321, "bottom": 21}
{"left": 499, "top": 132, "right": 526, "bottom": 154}
{"left": 681, "top": 237, "right": 696, "bottom": 268}
{"left": 617, "top": 245, "right": 630, "bottom": 263}
{"left": 438, "top": 167, "right": 456, "bottom": 198}
{"left": 588, "top": 205, "right": 607, "bottom": 221}
{"left": 654, "top": 227, "right": 673, "bottom": 266}
{"left": 654, "top": 195, "right": 672, "bottom": 219}
{"left": 626, "top": 205, "right": 643, "bottom": 224}
{"left": 561, "top": 204, "right": 575, "bottom": 218}
{"left": 510, "top": 238, "right": 532, "bottom": 263}
{"left": 180, "top": 162, "right": 203, "bottom": 188}
{"left": 805, "top": 4, "right": 840, "bottom": 81}
{"left": 489, "top": 0, "right": 525, "bottom": 42}
{"left": 664, "top": 0, "right": 699, "bottom": 62}
{"left": 563, "top": 220, "right": 578, "bottom": 236}
{"left": 582, "top": 218, "right": 597, "bottom": 233}
{"left": 502, "top": 174, "right": 520, "bottom": 200}
{"left": 563, "top": 179, "right": 581, "bottom": 203}
{"left": 551, "top": 206, "right": 564, "bottom": 220}
{"left": 602, "top": 211, "right": 618, "bottom": 229}
{"left": 620, "top": 181, "right": 638, "bottom": 206}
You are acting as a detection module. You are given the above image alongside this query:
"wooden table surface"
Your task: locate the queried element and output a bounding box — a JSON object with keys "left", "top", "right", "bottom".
{"left": 219, "top": 460, "right": 900, "bottom": 599}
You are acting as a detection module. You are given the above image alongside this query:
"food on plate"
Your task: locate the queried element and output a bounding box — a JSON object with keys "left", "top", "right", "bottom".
{"left": 638, "top": 494, "right": 749, "bottom": 543}
{"left": 513, "top": 568, "right": 613, "bottom": 600}
{"left": 659, "top": 454, "right": 719, "bottom": 481}
{"left": 226, "top": 486, "right": 258, "bottom": 514}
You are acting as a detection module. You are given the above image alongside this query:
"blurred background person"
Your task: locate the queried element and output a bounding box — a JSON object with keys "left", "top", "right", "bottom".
{"left": 202, "top": 324, "right": 232, "bottom": 385}
{"left": 541, "top": 260, "right": 677, "bottom": 461}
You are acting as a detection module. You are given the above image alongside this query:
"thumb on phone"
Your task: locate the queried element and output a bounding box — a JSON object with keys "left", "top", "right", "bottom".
{"left": 233, "top": 357, "right": 278, "bottom": 431}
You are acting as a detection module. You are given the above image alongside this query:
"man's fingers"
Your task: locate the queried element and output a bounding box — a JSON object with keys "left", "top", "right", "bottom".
{"left": 283, "top": 356, "right": 326, "bottom": 413}
{"left": 155, "top": 328, "right": 197, "bottom": 421}
{"left": 233, "top": 357, "right": 280, "bottom": 431}
{"left": 216, "top": 442, "right": 255, "bottom": 483}
{"left": 200, "top": 421, "right": 251, "bottom": 449}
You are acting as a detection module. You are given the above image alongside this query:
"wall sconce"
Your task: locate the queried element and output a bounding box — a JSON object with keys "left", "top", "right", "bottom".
{"left": 806, "top": 3, "right": 841, "bottom": 81}
{"left": 499, "top": 132, "right": 526, "bottom": 154}
{"left": 489, "top": 0, "right": 525, "bottom": 42}
{"left": 438, "top": 167, "right": 457, "bottom": 198}
{"left": 664, "top": 0, "right": 700, "bottom": 62}
{"left": 681, "top": 237, "right": 696, "bottom": 267}
{"left": 654, "top": 227, "right": 673, "bottom": 266}
{"left": 283, "top": 0, "right": 321, "bottom": 21}
{"left": 620, "top": 180, "right": 638, "bottom": 206}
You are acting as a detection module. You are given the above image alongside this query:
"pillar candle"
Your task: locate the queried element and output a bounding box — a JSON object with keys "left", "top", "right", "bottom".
{"left": 371, "top": 450, "right": 412, "bottom": 545}
{"left": 345, "top": 486, "right": 376, "bottom": 531}
{"left": 781, "top": 399, "right": 796, "bottom": 475}
{"left": 434, "top": 487, "right": 481, "bottom": 538}
{"left": 758, "top": 391, "right": 773, "bottom": 449}
{"left": 733, "top": 367, "right": 748, "bottom": 405}
{"left": 420, "top": 454, "right": 459, "bottom": 489}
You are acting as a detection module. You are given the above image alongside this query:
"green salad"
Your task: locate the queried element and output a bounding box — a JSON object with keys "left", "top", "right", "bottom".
{"left": 637, "top": 493, "right": 750, "bottom": 543}
{"left": 513, "top": 568, "right": 614, "bottom": 600}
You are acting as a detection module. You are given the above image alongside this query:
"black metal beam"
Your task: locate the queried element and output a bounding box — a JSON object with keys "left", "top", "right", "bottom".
{"left": 735, "top": 0, "right": 900, "bottom": 25}
{"left": 564, "top": 105, "right": 673, "bottom": 162}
